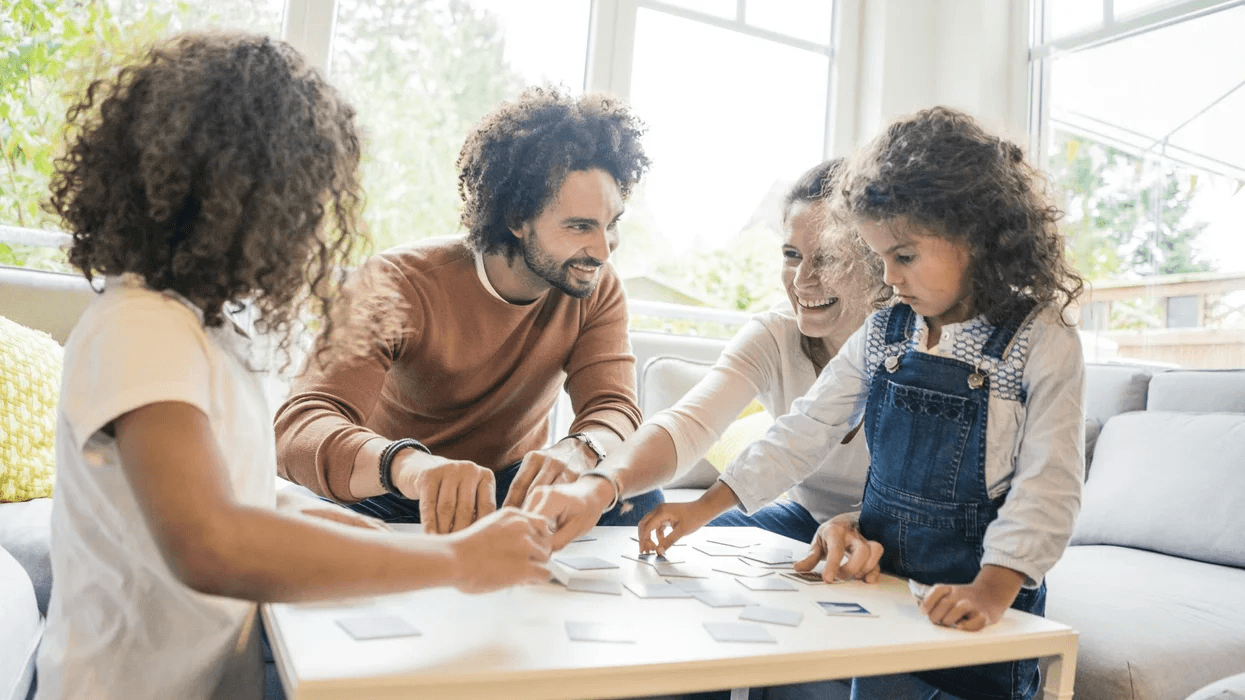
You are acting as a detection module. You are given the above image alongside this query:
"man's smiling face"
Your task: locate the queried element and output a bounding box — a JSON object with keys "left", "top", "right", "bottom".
{"left": 513, "top": 168, "right": 623, "bottom": 299}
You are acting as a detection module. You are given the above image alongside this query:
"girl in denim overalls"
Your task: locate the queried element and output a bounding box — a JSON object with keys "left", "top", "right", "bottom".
{"left": 658, "top": 107, "right": 1087, "bottom": 700}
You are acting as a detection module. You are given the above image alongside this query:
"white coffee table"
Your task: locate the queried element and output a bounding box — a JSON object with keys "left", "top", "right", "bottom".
{"left": 262, "top": 526, "right": 1077, "bottom": 699}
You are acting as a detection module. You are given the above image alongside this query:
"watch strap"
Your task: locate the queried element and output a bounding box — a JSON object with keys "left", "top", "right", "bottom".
{"left": 562, "top": 431, "right": 606, "bottom": 465}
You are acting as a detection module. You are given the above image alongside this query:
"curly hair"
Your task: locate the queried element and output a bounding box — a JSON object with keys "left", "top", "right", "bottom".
{"left": 457, "top": 86, "right": 651, "bottom": 257}
{"left": 835, "top": 106, "right": 1083, "bottom": 325}
{"left": 48, "top": 32, "right": 367, "bottom": 368}
{"left": 784, "top": 159, "right": 887, "bottom": 372}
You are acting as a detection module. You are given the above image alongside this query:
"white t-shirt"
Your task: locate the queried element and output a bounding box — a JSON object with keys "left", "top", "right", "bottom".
{"left": 37, "top": 275, "right": 275, "bottom": 700}
{"left": 648, "top": 308, "right": 870, "bottom": 522}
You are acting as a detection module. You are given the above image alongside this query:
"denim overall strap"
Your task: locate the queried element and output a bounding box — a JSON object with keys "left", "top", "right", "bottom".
{"left": 859, "top": 302, "right": 1044, "bottom": 700}
{"left": 980, "top": 299, "right": 1039, "bottom": 361}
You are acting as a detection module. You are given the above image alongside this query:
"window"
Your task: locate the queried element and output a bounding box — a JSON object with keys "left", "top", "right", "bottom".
{"left": 329, "top": 0, "right": 590, "bottom": 252}
{"left": 1031, "top": 0, "right": 1245, "bottom": 368}
{"left": 4, "top": 0, "right": 838, "bottom": 340}
{"left": 596, "top": 1, "right": 837, "bottom": 336}
{"left": 0, "top": 0, "right": 285, "bottom": 272}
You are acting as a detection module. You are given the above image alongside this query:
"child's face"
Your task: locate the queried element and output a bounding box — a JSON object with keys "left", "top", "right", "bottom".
{"left": 858, "top": 218, "right": 974, "bottom": 328}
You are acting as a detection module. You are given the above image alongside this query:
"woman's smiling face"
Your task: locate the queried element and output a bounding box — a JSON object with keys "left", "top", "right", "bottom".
{"left": 782, "top": 202, "right": 856, "bottom": 339}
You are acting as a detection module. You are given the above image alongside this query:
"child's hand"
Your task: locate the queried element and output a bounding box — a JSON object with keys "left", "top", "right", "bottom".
{"left": 447, "top": 507, "right": 553, "bottom": 594}
{"left": 794, "top": 513, "right": 884, "bottom": 583}
{"left": 919, "top": 565, "right": 1025, "bottom": 631}
{"left": 636, "top": 500, "right": 716, "bottom": 554}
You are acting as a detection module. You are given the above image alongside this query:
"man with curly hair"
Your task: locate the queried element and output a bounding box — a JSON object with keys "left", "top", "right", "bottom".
{"left": 275, "top": 87, "right": 662, "bottom": 535}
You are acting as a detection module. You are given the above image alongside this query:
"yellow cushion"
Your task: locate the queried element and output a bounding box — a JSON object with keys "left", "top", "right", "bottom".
{"left": 704, "top": 409, "right": 774, "bottom": 472}
{"left": 0, "top": 316, "right": 62, "bottom": 502}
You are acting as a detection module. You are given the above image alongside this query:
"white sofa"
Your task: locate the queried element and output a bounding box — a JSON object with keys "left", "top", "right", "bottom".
{"left": 631, "top": 327, "right": 1245, "bottom": 700}
{"left": 4, "top": 263, "right": 1245, "bottom": 700}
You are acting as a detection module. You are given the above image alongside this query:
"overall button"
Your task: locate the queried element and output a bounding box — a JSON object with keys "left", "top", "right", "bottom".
{"left": 884, "top": 355, "right": 900, "bottom": 373}
{"left": 967, "top": 372, "right": 985, "bottom": 390}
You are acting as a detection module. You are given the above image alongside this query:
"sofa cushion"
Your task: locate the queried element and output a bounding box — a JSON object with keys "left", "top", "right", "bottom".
{"left": 1083, "top": 363, "right": 1152, "bottom": 467}
{"left": 1071, "top": 412, "right": 1245, "bottom": 568}
{"left": 1, "top": 317, "right": 63, "bottom": 502}
{"left": 0, "top": 266, "right": 94, "bottom": 345}
{"left": 1147, "top": 369, "right": 1245, "bottom": 413}
{"left": 638, "top": 356, "right": 721, "bottom": 489}
{"left": 1186, "top": 672, "right": 1245, "bottom": 700}
{"left": 0, "top": 546, "right": 41, "bottom": 700}
{"left": 1045, "top": 545, "right": 1245, "bottom": 700}
{"left": 0, "top": 499, "right": 53, "bottom": 615}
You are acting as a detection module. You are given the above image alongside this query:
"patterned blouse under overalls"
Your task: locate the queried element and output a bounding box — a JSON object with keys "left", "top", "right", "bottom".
{"left": 859, "top": 301, "right": 1044, "bottom": 700}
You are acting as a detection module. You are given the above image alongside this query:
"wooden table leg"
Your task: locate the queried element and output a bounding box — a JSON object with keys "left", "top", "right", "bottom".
{"left": 1043, "top": 647, "right": 1077, "bottom": 700}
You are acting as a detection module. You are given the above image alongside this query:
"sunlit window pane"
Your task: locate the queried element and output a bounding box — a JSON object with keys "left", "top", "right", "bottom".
{"left": 657, "top": 0, "right": 739, "bottom": 20}
{"left": 330, "top": 0, "right": 589, "bottom": 255}
{"left": 1112, "top": 0, "right": 1183, "bottom": 19}
{"left": 0, "top": 0, "right": 284, "bottom": 272}
{"left": 1042, "top": 5, "right": 1245, "bottom": 367}
{"left": 618, "top": 7, "right": 828, "bottom": 322}
{"left": 746, "top": 0, "right": 833, "bottom": 46}
{"left": 1045, "top": 0, "right": 1103, "bottom": 39}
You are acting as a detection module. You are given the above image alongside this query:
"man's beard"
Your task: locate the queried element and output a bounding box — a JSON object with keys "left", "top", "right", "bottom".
{"left": 520, "top": 232, "right": 600, "bottom": 299}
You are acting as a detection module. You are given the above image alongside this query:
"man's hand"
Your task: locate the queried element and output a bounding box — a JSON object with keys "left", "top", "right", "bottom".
{"left": 793, "top": 513, "right": 884, "bottom": 583}
{"left": 524, "top": 476, "right": 617, "bottom": 550}
{"left": 446, "top": 507, "right": 554, "bottom": 594}
{"left": 919, "top": 565, "right": 1024, "bottom": 631}
{"left": 392, "top": 450, "right": 496, "bottom": 535}
{"left": 502, "top": 440, "right": 592, "bottom": 510}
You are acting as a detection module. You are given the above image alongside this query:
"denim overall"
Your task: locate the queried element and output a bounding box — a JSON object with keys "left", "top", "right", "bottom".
{"left": 859, "top": 302, "right": 1044, "bottom": 700}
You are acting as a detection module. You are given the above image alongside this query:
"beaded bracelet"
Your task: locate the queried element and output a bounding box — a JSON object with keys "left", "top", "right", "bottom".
{"left": 378, "top": 438, "right": 431, "bottom": 497}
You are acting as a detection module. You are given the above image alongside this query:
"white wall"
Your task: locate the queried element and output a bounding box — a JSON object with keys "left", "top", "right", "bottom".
{"left": 832, "top": 0, "right": 1030, "bottom": 154}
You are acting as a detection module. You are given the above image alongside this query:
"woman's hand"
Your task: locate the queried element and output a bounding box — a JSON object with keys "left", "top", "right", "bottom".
{"left": 793, "top": 512, "right": 884, "bottom": 583}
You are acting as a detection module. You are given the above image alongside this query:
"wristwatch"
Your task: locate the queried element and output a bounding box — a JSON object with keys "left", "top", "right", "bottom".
{"left": 562, "top": 431, "right": 606, "bottom": 465}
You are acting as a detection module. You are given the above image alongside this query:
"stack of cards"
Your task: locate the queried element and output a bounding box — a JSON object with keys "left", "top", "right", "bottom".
{"left": 565, "top": 577, "right": 623, "bottom": 596}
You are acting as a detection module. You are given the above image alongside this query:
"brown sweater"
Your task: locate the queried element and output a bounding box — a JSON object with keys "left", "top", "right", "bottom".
{"left": 274, "top": 237, "right": 641, "bottom": 502}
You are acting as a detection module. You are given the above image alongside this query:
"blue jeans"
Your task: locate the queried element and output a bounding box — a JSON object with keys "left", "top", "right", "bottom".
{"left": 707, "top": 499, "right": 822, "bottom": 543}
{"left": 851, "top": 674, "right": 966, "bottom": 700}
{"left": 348, "top": 460, "right": 664, "bottom": 526}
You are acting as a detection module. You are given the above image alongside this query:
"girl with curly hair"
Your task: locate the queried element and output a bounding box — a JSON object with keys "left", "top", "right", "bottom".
{"left": 38, "top": 32, "right": 551, "bottom": 700}
{"left": 638, "top": 107, "right": 1085, "bottom": 700}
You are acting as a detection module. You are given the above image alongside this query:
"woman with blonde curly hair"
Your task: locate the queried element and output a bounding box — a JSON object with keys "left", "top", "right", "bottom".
{"left": 38, "top": 32, "right": 551, "bottom": 700}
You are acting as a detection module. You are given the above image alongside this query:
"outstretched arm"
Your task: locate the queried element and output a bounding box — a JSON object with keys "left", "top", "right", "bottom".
{"left": 119, "top": 401, "right": 552, "bottom": 602}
